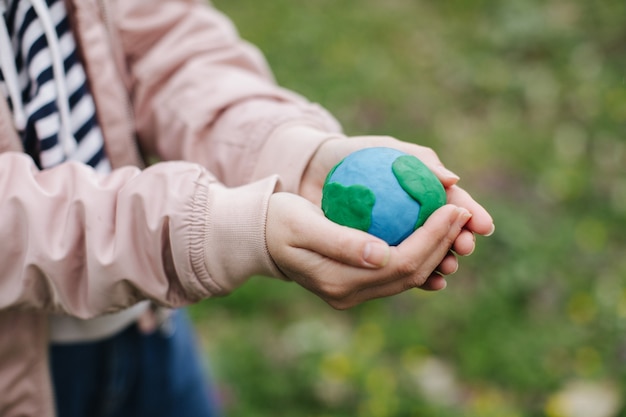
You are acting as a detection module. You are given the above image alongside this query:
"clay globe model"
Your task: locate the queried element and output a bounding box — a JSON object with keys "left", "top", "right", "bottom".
{"left": 321, "top": 147, "right": 447, "bottom": 246}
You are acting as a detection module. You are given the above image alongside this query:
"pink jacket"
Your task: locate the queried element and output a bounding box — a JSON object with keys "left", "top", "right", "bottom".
{"left": 0, "top": 0, "right": 342, "bottom": 415}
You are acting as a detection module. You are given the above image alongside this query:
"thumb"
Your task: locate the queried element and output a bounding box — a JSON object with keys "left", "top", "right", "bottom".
{"left": 267, "top": 192, "right": 390, "bottom": 269}
{"left": 301, "top": 217, "right": 391, "bottom": 269}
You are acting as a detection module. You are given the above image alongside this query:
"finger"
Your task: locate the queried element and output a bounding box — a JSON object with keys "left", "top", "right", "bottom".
{"left": 338, "top": 137, "right": 461, "bottom": 187}
{"left": 418, "top": 272, "right": 448, "bottom": 291}
{"left": 436, "top": 252, "right": 458, "bottom": 276}
{"left": 397, "top": 204, "right": 471, "bottom": 259}
{"left": 314, "top": 204, "right": 471, "bottom": 308}
{"left": 399, "top": 145, "right": 461, "bottom": 188}
{"left": 452, "top": 229, "right": 475, "bottom": 256}
{"left": 340, "top": 271, "right": 448, "bottom": 309}
{"left": 351, "top": 205, "right": 470, "bottom": 291}
{"left": 446, "top": 185, "right": 494, "bottom": 235}
{"left": 313, "top": 227, "right": 391, "bottom": 269}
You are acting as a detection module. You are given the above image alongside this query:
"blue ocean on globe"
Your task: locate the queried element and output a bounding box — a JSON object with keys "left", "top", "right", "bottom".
{"left": 325, "top": 147, "right": 421, "bottom": 245}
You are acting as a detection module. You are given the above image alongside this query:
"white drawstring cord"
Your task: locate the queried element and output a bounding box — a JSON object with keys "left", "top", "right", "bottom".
{"left": 28, "top": 0, "right": 76, "bottom": 155}
{"left": 0, "top": 0, "right": 27, "bottom": 130}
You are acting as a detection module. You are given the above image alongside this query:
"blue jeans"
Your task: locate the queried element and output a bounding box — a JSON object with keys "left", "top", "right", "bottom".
{"left": 49, "top": 310, "right": 221, "bottom": 417}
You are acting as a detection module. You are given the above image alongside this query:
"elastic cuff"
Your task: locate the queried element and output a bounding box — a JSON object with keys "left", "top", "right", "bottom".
{"left": 190, "top": 175, "right": 285, "bottom": 295}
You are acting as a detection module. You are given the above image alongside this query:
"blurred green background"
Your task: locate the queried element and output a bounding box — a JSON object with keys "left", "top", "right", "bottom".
{"left": 191, "top": 0, "right": 626, "bottom": 416}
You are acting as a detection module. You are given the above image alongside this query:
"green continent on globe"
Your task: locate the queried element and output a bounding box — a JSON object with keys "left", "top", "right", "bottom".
{"left": 320, "top": 182, "right": 375, "bottom": 232}
{"left": 391, "top": 155, "right": 447, "bottom": 229}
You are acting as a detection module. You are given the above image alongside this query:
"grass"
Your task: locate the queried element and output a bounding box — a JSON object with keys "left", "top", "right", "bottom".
{"left": 190, "top": 1, "right": 626, "bottom": 416}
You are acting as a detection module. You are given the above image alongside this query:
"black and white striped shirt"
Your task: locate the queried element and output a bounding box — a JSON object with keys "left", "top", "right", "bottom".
{"left": 0, "top": 0, "right": 110, "bottom": 172}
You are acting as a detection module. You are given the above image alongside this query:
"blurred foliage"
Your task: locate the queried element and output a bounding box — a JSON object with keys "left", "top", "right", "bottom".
{"left": 191, "top": 0, "right": 626, "bottom": 415}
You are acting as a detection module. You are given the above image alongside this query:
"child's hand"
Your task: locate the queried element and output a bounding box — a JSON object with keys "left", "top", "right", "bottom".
{"left": 266, "top": 192, "right": 472, "bottom": 309}
{"left": 300, "top": 135, "right": 495, "bottom": 238}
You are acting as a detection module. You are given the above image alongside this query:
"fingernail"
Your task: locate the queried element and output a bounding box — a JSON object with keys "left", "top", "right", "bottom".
{"left": 485, "top": 224, "right": 496, "bottom": 237}
{"left": 438, "top": 166, "right": 460, "bottom": 181}
{"left": 456, "top": 207, "right": 472, "bottom": 224}
{"left": 465, "top": 241, "right": 476, "bottom": 256}
{"left": 363, "top": 241, "right": 390, "bottom": 267}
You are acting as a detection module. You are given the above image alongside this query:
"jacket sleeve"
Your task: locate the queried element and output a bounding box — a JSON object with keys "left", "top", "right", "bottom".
{"left": 0, "top": 152, "right": 283, "bottom": 317}
{"left": 111, "top": 0, "right": 344, "bottom": 192}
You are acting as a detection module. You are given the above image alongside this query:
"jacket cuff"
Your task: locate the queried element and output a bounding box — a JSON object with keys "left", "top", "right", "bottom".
{"left": 252, "top": 123, "right": 346, "bottom": 193}
{"left": 189, "top": 175, "right": 286, "bottom": 295}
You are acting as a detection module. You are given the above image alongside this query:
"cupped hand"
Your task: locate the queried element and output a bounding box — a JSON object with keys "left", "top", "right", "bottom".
{"left": 300, "top": 135, "right": 495, "bottom": 239}
{"left": 266, "top": 192, "right": 472, "bottom": 309}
